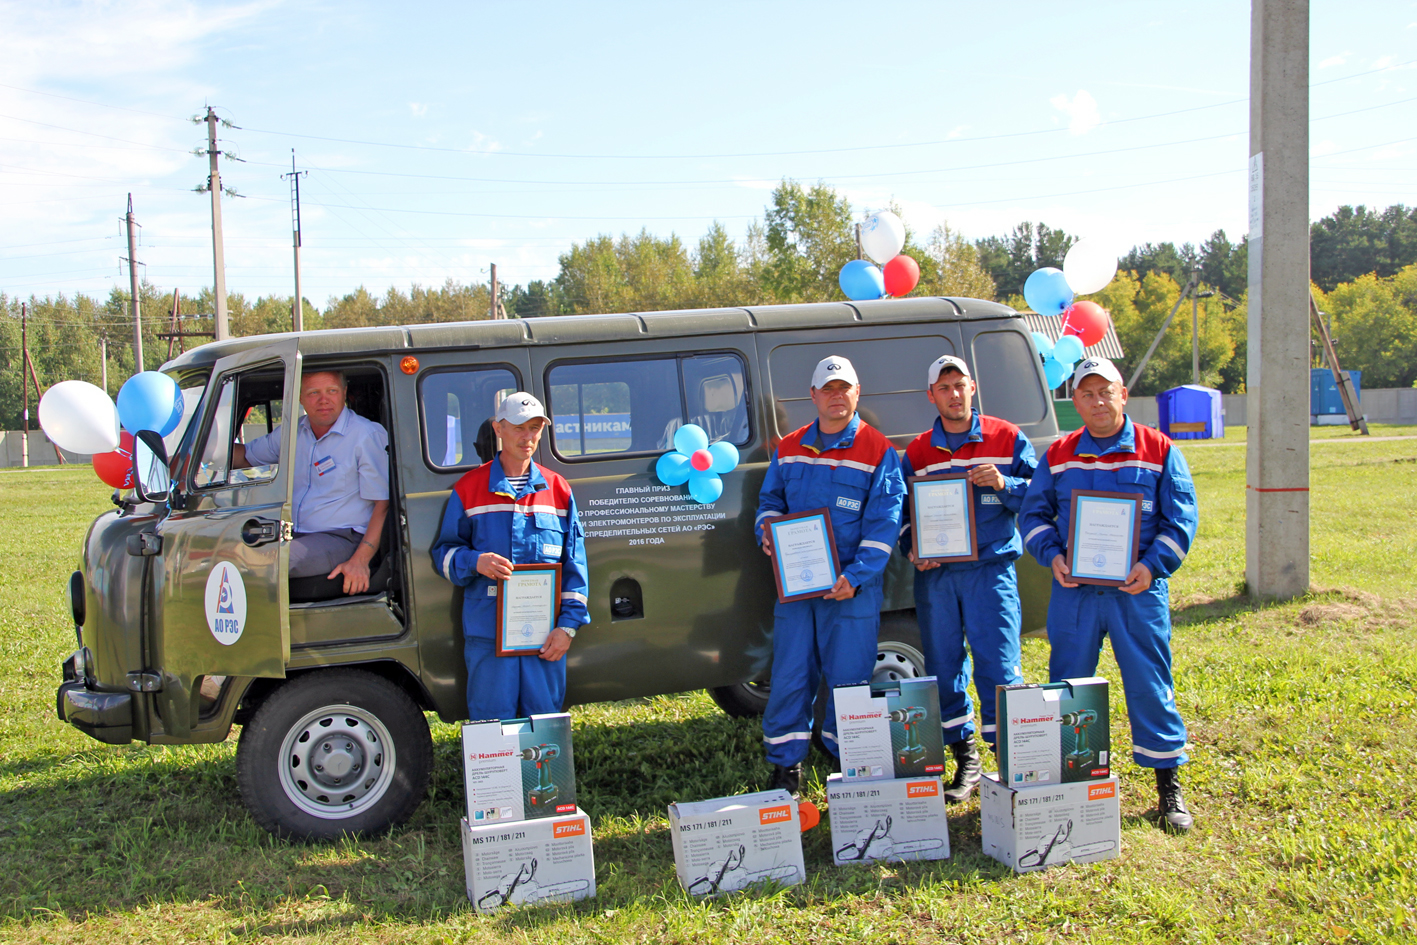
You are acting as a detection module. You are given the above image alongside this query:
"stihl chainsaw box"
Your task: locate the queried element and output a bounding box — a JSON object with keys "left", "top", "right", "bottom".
{"left": 461, "top": 809, "right": 596, "bottom": 912}
{"left": 980, "top": 773, "right": 1120, "bottom": 873}
{"left": 825, "top": 773, "right": 951, "bottom": 866}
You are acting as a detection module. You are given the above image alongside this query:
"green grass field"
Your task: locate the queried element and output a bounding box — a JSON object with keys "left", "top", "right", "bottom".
{"left": 2, "top": 427, "right": 1415, "bottom": 943}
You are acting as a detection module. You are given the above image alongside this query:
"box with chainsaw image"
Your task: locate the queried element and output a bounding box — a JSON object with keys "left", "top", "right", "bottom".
{"left": 825, "top": 773, "right": 951, "bottom": 867}
{"left": 462, "top": 713, "right": 577, "bottom": 825}
{"left": 995, "top": 677, "right": 1111, "bottom": 787}
{"left": 834, "top": 676, "right": 946, "bottom": 781}
{"left": 461, "top": 809, "right": 596, "bottom": 913}
{"left": 980, "top": 774, "right": 1120, "bottom": 873}
{"left": 668, "top": 790, "right": 807, "bottom": 898}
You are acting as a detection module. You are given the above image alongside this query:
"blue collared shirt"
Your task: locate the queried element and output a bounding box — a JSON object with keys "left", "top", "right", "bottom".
{"left": 245, "top": 406, "right": 390, "bottom": 534}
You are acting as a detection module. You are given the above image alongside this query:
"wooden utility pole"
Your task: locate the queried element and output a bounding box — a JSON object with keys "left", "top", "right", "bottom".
{"left": 282, "top": 150, "right": 308, "bottom": 332}
{"left": 1310, "top": 292, "right": 1367, "bottom": 434}
{"left": 489, "top": 264, "right": 507, "bottom": 319}
{"left": 204, "top": 107, "right": 230, "bottom": 341}
{"left": 21, "top": 303, "right": 29, "bottom": 468}
{"left": 123, "top": 193, "right": 143, "bottom": 372}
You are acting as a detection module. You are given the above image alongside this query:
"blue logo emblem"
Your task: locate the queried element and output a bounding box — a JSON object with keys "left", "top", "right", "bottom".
{"left": 800, "top": 568, "right": 813, "bottom": 583}
{"left": 1091, "top": 553, "right": 1107, "bottom": 569}
{"left": 216, "top": 571, "right": 235, "bottom": 615}
{"left": 520, "top": 623, "right": 533, "bottom": 638}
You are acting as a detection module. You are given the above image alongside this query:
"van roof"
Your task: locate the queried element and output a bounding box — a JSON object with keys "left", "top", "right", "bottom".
{"left": 162, "top": 296, "right": 1020, "bottom": 371}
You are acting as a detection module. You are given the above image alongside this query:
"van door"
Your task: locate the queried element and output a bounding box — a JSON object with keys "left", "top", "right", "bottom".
{"left": 152, "top": 339, "right": 301, "bottom": 736}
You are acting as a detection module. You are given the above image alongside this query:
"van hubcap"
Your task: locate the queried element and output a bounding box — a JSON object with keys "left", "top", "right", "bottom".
{"left": 278, "top": 704, "right": 396, "bottom": 820}
{"left": 873, "top": 641, "right": 927, "bottom": 687}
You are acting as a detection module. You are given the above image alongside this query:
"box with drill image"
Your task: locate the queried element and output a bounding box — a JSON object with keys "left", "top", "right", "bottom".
{"left": 995, "top": 677, "right": 1111, "bottom": 787}
{"left": 833, "top": 676, "right": 946, "bottom": 781}
{"left": 462, "top": 713, "right": 577, "bottom": 824}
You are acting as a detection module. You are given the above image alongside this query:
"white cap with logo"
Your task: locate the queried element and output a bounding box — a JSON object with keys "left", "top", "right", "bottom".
{"left": 1072, "top": 357, "right": 1125, "bottom": 388}
{"left": 926, "top": 355, "right": 971, "bottom": 387}
{"left": 812, "top": 355, "right": 859, "bottom": 389}
{"left": 495, "top": 392, "right": 550, "bottom": 425}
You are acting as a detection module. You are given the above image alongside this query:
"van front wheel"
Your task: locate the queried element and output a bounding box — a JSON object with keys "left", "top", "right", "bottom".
{"left": 236, "top": 669, "right": 431, "bottom": 840}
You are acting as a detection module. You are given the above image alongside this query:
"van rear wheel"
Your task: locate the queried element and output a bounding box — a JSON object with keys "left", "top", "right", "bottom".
{"left": 236, "top": 669, "right": 431, "bottom": 840}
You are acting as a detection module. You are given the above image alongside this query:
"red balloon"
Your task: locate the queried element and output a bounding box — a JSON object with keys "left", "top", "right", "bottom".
{"left": 93, "top": 431, "right": 135, "bottom": 489}
{"left": 883, "top": 254, "right": 921, "bottom": 297}
{"left": 690, "top": 448, "right": 714, "bottom": 472}
{"left": 1060, "top": 300, "right": 1109, "bottom": 347}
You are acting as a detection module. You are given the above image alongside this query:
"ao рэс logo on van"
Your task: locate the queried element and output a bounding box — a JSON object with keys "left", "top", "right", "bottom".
{"left": 204, "top": 561, "right": 248, "bottom": 646}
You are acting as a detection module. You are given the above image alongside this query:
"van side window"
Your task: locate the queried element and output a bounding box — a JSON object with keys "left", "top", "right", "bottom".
{"left": 193, "top": 371, "right": 284, "bottom": 488}
{"left": 547, "top": 353, "right": 751, "bottom": 460}
{"left": 971, "top": 330, "right": 1047, "bottom": 425}
{"left": 419, "top": 367, "right": 521, "bottom": 470}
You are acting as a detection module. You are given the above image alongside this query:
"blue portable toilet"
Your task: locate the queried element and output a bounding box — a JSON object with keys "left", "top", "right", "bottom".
{"left": 1157, "top": 385, "right": 1224, "bottom": 440}
{"left": 1311, "top": 368, "right": 1361, "bottom": 423}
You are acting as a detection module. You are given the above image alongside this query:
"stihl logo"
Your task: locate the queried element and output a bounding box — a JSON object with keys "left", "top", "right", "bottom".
{"left": 1087, "top": 783, "right": 1116, "bottom": 801}
{"left": 759, "top": 805, "right": 793, "bottom": 825}
{"left": 553, "top": 820, "right": 586, "bottom": 838}
{"left": 906, "top": 781, "right": 940, "bottom": 797}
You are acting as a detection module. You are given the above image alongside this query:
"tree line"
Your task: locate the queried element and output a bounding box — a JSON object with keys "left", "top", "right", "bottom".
{"left": 3, "top": 183, "right": 1415, "bottom": 429}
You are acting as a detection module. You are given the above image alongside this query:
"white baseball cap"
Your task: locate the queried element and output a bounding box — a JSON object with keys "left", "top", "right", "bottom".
{"left": 1072, "top": 357, "right": 1125, "bottom": 387}
{"left": 495, "top": 392, "right": 549, "bottom": 425}
{"left": 926, "top": 355, "right": 971, "bottom": 387}
{"left": 812, "top": 355, "right": 859, "bottom": 389}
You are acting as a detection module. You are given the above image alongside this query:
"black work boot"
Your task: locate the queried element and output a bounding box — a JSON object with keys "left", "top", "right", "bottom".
{"left": 1155, "top": 767, "right": 1194, "bottom": 833}
{"left": 770, "top": 763, "right": 803, "bottom": 797}
{"left": 943, "top": 738, "right": 982, "bottom": 804}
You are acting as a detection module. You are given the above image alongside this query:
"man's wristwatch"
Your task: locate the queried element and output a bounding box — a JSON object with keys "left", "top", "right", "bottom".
{"left": 558, "top": 627, "right": 576, "bottom": 639}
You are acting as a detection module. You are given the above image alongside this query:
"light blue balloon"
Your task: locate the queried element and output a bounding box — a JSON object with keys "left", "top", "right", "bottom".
{"left": 708, "top": 441, "right": 739, "bottom": 474}
{"left": 1052, "top": 334, "right": 1085, "bottom": 365}
{"left": 1042, "top": 357, "right": 1070, "bottom": 390}
{"left": 1031, "top": 331, "right": 1054, "bottom": 358}
{"left": 1023, "top": 267, "right": 1074, "bottom": 317}
{"left": 838, "top": 260, "right": 885, "bottom": 301}
{"left": 687, "top": 471, "right": 723, "bottom": 505}
{"left": 160, "top": 389, "right": 186, "bottom": 437}
{"left": 117, "top": 371, "right": 181, "bottom": 435}
{"left": 656, "top": 451, "right": 691, "bottom": 486}
{"left": 673, "top": 423, "right": 709, "bottom": 456}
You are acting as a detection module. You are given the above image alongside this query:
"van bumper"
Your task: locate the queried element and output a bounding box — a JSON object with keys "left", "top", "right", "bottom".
{"left": 56, "top": 654, "right": 133, "bottom": 745}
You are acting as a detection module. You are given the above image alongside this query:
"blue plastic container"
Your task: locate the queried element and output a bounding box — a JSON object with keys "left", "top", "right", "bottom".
{"left": 1157, "top": 385, "right": 1224, "bottom": 440}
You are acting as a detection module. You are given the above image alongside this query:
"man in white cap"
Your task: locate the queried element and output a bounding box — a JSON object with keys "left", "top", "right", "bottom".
{"left": 898, "top": 354, "right": 1037, "bottom": 803}
{"left": 1020, "top": 358, "right": 1199, "bottom": 832}
{"left": 755, "top": 355, "right": 906, "bottom": 795}
{"left": 431, "top": 393, "right": 590, "bottom": 721}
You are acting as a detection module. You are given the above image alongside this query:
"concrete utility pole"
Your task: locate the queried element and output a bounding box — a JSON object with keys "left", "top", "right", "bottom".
{"left": 282, "top": 150, "right": 308, "bottom": 332}
{"left": 124, "top": 193, "right": 144, "bottom": 372}
{"left": 1246, "top": 0, "right": 1310, "bottom": 600}
{"left": 489, "top": 264, "right": 506, "bottom": 319}
{"left": 205, "top": 107, "right": 230, "bottom": 341}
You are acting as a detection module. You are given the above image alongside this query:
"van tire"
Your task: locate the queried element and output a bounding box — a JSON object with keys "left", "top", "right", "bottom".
{"left": 236, "top": 669, "right": 431, "bottom": 841}
{"left": 708, "top": 680, "right": 771, "bottom": 718}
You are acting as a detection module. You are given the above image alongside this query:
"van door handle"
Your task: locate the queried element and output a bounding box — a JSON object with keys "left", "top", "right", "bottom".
{"left": 242, "top": 519, "right": 280, "bottom": 546}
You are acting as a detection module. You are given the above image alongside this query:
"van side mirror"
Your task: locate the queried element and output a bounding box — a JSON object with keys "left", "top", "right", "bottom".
{"left": 131, "top": 430, "right": 173, "bottom": 504}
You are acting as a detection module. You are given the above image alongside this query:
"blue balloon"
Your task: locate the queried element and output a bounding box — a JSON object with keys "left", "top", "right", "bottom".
{"left": 1024, "top": 267, "right": 1074, "bottom": 317}
{"left": 117, "top": 371, "right": 181, "bottom": 435}
{"left": 160, "top": 388, "right": 187, "bottom": 437}
{"left": 708, "top": 441, "right": 739, "bottom": 474}
{"left": 673, "top": 423, "right": 709, "bottom": 456}
{"left": 656, "top": 451, "right": 691, "bottom": 486}
{"left": 1042, "top": 357, "right": 1070, "bottom": 390}
{"left": 687, "top": 471, "right": 723, "bottom": 505}
{"left": 1052, "top": 334, "right": 1085, "bottom": 366}
{"left": 1030, "top": 331, "right": 1054, "bottom": 358}
{"left": 839, "top": 260, "right": 885, "bottom": 301}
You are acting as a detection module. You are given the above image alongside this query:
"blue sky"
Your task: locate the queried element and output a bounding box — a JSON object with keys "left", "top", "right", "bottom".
{"left": 1, "top": 0, "right": 1413, "bottom": 308}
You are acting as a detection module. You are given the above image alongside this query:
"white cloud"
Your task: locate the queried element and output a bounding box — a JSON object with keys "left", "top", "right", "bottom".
{"left": 946, "top": 126, "right": 968, "bottom": 140}
{"left": 1049, "top": 90, "right": 1101, "bottom": 136}
{"left": 409, "top": 103, "right": 429, "bottom": 118}
{"left": 1318, "top": 54, "right": 1347, "bottom": 69}
{"left": 1311, "top": 140, "right": 1339, "bottom": 156}
{"left": 466, "top": 130, "right": 503, "bottom": 154}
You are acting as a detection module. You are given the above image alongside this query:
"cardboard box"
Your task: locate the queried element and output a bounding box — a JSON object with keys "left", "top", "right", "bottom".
{"left": 834, "top": 677, "right": 946, "bottom": 781}
{"left": 825, "top": 773, "right": 950, "bottom": 866}
{"left": 460, "top": 809, "right": 596, "bottom": 912}
{"left": 462, "top": 713, "right": 577, "bottom": 824}
{"left": 668, "top": 790, "right": 807, "bottom": 897}
{"left": 995, "top": 677, "right": 1111, "bottom": 787}
{"left": 980, "top": 773, "right": 1120, "bottom": 872}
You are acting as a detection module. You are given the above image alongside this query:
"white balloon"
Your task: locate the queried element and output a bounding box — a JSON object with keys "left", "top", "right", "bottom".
{"left": 1063, "top": 239, "right": 1120, "bottom": 296}
{"left": 860, "top": 211, "right": 906, "bottom": 264}
{"left": 38, "top": 380, "right": 121, "bottom": 455}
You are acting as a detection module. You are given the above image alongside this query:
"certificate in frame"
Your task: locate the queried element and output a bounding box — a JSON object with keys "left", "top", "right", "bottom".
{"left": 908, "top": 473, "right": 978, "bottom": 562}
{"left": 766, "top": 508, "right": 841, "bottom": 604}
{"left": 495, "top": 563, "right": 563, "bottom": 656}
{"left": 1066, "top": 490, "right": 1143, "bottom": 587}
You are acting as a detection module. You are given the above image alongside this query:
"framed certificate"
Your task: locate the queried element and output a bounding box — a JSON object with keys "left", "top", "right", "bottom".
{"left": 908, "top": 473, "right": 978, "bottom": 562}
{"left": 766, "top": 508, "right": 841, "bottom": 604}
{"left": 1066, "top": 490, "right": 1143, "bottom": 587}
{"left": 495, "top": 563, "right": 563, "bottom": 656}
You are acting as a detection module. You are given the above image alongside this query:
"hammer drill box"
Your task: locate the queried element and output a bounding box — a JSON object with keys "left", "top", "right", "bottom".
{"left": 461, "top": 808, "right": 596, "bottom": 912}
{"left": 825, "top": 773, "right": 951, "bottom": 866}
{"left": 462, "top": 713, "right": 577, "bottom": 825}
{"left": 834, "top": 676, "right": 946, "bottom": 781}
{"left": 668, "top": 790, "right": 808, "bottom": 897}
{"left": 980, "top": 774, "right": 1120, "bottom": 872}
{"left": 995, "top": 677, "right": 1111, "bottom": 787}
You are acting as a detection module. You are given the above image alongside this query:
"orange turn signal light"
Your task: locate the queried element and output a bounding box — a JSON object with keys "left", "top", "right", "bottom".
{"left": 400, "top": 356, "right": 419, "bottom": 375}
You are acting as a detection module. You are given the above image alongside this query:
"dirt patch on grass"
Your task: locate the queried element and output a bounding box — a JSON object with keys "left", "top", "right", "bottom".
{"left": 1296, "top": 602, "right": 1367, "bottom": 626}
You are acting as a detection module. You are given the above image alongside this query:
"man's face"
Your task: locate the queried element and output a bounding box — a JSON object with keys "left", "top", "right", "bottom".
{"left": 810, "top": 379, "right": 860, "bottom": 425}
{"left": 1072, "top": 374, "right": 1128, "bottom": 437}
{"left": 927, "top": 370, "right": 974, "bottom": 423}
{"left": 300, "top": 372, "right": 346, "bottom": 430}
{"left": 495, "top": 416, "right": 547, "bottom": 462}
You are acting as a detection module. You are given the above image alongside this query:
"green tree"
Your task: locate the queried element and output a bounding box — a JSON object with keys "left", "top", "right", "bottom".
{"left": 917, "top": 224, "right": 995, "bottom": 300}
{"left": 1316, "top": 264, "right": 1417, "bottom": 388}
{"left": 1311, "top": 204, "right": 1417, "bottom": 292}
{"left": 1101, "top": 271, "right": 1236, "bottom": 395}
{"left": 761, "top": 180, "right": 855, "bottom": 303}
{"left": 975, "top": 222, "right": 1076, "bottom": 299}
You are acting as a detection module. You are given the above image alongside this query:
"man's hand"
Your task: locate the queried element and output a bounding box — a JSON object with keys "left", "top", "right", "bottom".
{"left": 540, "top": 628, "right": 572, "bottom": 662}
{"left": 1050, "top": 554, "right": 1079, "bottom": 588}
{"left": 967, "top": 463, "right": 1006, "bottom": 491}
{"left": 1120, "top": 562, "right": 1153, "bottom": 595}
{"left": 907, "top": 549, "right": 941, "bottom": 572}
{"left": 760, "top": 523, "right": 774, "bottom": 557}
{"left": 823, "top": 574, "right": 856, "bottom": 600}
{"left": 329, "top": 553, "right": 372, "bottom": 595}
{"left": 476, "top": 552, "right": 515, "bottom": 581}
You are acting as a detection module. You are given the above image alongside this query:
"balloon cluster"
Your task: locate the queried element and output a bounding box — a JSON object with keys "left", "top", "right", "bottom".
{"left": 655, "top": 424, "right": 739, "bottom": 505}
{"left": 838, "top": 211, "right": 921, "bottom": 301}
{"left": 1023, "top": 239, "right": 1119, "bottom": 388}
{"left": 38, "top": 372, "right": 185, "bottom": 487}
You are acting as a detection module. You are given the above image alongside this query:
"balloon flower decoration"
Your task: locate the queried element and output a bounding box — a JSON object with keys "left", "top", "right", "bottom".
{"left": 38, "top": 370, "right": 186, "bottom": 489}
{"left": 1024, "top": 238, "right": 1120, "bottom": 389}
{"left": 655, "top": 424, "right": 739, "bottom": 504}
{"left": 838, "top": 210, "right": 921, "bottom": 301}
